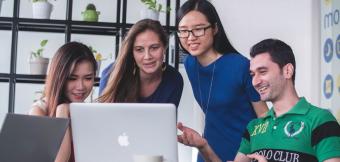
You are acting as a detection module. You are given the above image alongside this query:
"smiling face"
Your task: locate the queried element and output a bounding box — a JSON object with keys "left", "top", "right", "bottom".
{"left": 178, "top": 10, "right": 216, "bottom": 57}
{"left": 250, "top": 53, "right": 287, "bottom": 102}
{"left": 133, "top": 30, "right": 165, "bottom": 77}
{"left": 65, "top": 60, "right": 95, "bottom": 102}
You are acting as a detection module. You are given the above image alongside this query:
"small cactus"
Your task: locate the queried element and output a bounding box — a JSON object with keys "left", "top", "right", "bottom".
{"left": 86, "top": 3, "right": 96, "bottom": 10}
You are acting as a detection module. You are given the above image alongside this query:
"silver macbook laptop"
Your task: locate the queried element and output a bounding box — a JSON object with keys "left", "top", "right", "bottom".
{"left": 0, "top": 113, "right": 69, "bottom": 162}
{"left": 70, "top": 103, "right": 178, "bottom": 162}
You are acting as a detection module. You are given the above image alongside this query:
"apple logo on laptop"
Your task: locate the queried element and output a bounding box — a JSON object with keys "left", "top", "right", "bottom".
{"left": 118, "top": 132, "right": 129, "bottom": 147}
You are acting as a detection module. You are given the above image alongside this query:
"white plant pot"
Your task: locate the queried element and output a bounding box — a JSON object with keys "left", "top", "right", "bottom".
{"left": 32, "top": 1, "right": 53, "bottom": 19}
{"left": 29, "top": 57, "right": 49, "bottom": 75}
{"left": 140, "top": 8, "right": 159, "bottom": 21}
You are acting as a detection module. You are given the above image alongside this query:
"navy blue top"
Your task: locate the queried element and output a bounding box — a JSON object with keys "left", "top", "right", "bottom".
{"left": 99, "top": 63, "right": 184, "bottom": 107}
{"left": 184, "top": 53, "right": 260, "bottom": 161}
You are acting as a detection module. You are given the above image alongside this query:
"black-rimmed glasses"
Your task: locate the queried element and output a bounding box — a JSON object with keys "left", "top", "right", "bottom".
{"left": 177, "top": 25, "right": 212, "bottom": 38}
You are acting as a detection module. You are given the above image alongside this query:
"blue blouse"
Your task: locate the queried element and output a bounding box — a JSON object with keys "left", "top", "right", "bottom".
{"left": 184, "top": 53, "right": 260, "bottom": 161}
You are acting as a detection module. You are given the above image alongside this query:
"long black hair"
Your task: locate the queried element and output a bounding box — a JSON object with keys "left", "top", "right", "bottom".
{"left": 176, "top": 0, "right": 238, "bottom": 54}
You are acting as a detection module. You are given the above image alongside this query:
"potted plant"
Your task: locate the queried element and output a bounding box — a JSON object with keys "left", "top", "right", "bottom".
{"left": 81, "top": 3, "right": 100, "bottom": 22}
{"left": 140, "top": 0, "right": 171, "bottom": 20}
{"left": 31, "top": 0, "right": 54, "bottom": 19}
{"left": 29, "top": 39, "right": 49, "bottom": 75}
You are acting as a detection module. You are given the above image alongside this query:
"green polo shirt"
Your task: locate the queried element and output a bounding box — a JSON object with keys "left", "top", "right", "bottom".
{"left": 238, "top": 97, "right": 340, "bottom": 162}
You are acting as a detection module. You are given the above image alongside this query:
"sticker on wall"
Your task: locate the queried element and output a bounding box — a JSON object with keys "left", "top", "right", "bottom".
{"left": 324, "top": 38, "right": 333, "bottom": 63}
{"left": 323, "top": 74, "right": 334, "bottom": 99}
{"left": 336, "top": 34, "right": 340, "bottom": 59}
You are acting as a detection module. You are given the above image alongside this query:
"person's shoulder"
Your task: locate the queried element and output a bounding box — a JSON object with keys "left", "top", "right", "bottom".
{"left": 219, "top": 53, "right": 250, "bottom": 74}
{"left": 164, "top": 65, "right": 184, "bottom": 83}
{"left": 246, "top": 117, "right": 267, "bottom": 128}
{"left": 101, "top": 62, "right": 114, "bottom": 75}
{"left": 220, "top": 53, "right": 250, "bottom": 66}
{"left": 183, "top": 54, "right": 195, "bottom": 67}
{"left": 306, "top": 104, "right": 338, "bottom": 124}
{"left": 165, "top": 65, "right": 180, "bottom": 74}
{"left": 56, "top": 103, "right": 70, "bottom": 118}
{"left": 222, "top": 52, "right": 249, "bottom": 61}
{"left": 29, "top": 99, "right": 48, "bottom": 116}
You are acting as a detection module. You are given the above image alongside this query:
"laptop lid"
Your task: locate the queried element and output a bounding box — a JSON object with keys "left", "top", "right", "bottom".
{"left": 0, "top": 113, "right": 69, "bottom": 162}
{"left": 70, "top": 103, "right": 178, "bottom": 162}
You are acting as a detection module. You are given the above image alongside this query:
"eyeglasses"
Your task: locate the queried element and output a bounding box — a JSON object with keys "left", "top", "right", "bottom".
{"left": 177, "top": 25, "right": 212, "bottom": 38}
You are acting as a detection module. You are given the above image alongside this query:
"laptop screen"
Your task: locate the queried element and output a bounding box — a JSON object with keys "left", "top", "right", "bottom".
{"left": 0, "top": 113, "right": 69, "bottom": 162}
{"left": 70, "top": 103, "right": 178, "bottom": 162}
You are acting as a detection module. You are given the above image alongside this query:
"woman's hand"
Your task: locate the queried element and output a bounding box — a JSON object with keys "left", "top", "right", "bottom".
{"left": 177, "top": 122, "right": 207, "bottom": 149}
{"left": 177, "top": 122, "right": 222, "bottom": 162}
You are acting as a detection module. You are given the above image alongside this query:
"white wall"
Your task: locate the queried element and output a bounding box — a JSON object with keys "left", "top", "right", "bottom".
{"left": 212, "top": 0, "right": 321, "bottom": 105}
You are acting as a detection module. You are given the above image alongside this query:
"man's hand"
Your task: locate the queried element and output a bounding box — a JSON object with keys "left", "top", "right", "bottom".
{"left": 247, "top": 153, "right": 267, "bottom": 162}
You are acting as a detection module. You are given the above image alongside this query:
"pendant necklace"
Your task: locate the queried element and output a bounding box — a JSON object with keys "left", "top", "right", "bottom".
{"left": 197, "top": 58, "right": 216, "bottom": 137}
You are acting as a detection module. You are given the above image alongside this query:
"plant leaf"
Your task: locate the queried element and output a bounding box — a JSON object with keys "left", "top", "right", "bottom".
{"left": 40, "top": 39, "right": 48, "bottom": 47}
{"left": 37, "top": 49, "right": 44, "bottom": 57}
{"left": 31, "top": 51, "right": 37, "bottom": 58}
{"left": 158, "top": 4, "right": 162, "bottom": 12}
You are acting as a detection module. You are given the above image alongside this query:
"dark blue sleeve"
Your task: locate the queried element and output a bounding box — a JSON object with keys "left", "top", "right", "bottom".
{"left": 171, "top": 70, "right": 184, "bottom": 108}
{"left": 163, "top": 65, "right": 184, "bottom": 108}
{"left": 98, "top": 63, "right": 114, "bottom": 95}
{"left": 242, "top": 59, "right": 260, "bottom": 102}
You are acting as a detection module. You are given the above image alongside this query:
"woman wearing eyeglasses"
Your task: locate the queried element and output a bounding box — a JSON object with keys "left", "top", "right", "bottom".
{"left": 176, "top": 0, "right": 268, "bottom": 161}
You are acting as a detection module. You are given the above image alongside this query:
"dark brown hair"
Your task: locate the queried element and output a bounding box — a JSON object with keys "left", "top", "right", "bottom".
{"left": 250, "top": 39, "right": 296, "bottom": 84}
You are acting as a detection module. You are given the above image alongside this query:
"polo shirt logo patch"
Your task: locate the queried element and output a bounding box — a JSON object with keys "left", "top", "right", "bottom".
{"left": 251, "top": 121, "right": 269, "bottom": 136}
{"left": 284, "top": 121, "right": 305, "bottom": 137}
{"left": 251, "top": 149, "right": 318, "bottom": 162}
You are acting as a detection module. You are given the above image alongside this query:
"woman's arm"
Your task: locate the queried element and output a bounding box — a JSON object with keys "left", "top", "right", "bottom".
{"left": 29, "top": 106, "right": 46, "bottom": 116}
{"left": 177, "top": 122, "right": 222, "bottom": 162}
{"left": 169, "top": 73, "right": 184, "bottom": 108}
{"left": 251, "top": 101, "right": 268, "bottom": 117}
{"left": 29, "top": 99, "right": 48, "bottom": 116}
{"left": 55, "top": 104, "right": 72, "bottom": 162}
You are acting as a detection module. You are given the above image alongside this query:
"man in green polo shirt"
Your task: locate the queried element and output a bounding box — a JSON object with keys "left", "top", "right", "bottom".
{"left": 177, "top": 39, "right": 340, "bottom": 162}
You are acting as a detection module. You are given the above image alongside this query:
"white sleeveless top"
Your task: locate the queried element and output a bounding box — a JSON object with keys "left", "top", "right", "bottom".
{"left": 32, "top": 98, "right": 48, "bottom": 114}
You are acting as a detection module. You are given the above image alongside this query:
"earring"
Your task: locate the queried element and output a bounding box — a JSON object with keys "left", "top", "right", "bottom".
{"left": 162, "top": 63, "right": 166, "bottom": 72}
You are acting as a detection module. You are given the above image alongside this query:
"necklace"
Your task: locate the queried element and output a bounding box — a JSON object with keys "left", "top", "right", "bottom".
{"left": 197, "top": 59, "right": 216, "bottom": 121}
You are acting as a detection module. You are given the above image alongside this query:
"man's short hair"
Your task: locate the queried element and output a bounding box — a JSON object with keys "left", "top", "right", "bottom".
{"left": 250, "top": 39, "right": 296, "bottom": 84}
